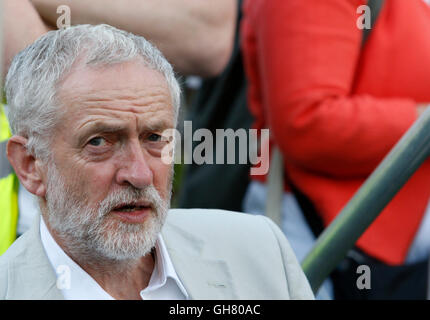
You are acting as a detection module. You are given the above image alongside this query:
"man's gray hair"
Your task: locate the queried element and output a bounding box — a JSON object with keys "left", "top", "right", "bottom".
{"left": 5, "top": 24, "right": 181, "bottom": 161}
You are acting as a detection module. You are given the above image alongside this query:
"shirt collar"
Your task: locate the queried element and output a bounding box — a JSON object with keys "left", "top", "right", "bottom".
{"left": 40, "top": 216, "right": 188, "bottom": 300}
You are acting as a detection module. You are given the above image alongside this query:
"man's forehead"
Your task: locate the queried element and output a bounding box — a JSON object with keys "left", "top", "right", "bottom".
{"left": 57, "top": 59, "right": 170, "bottom": 100}
{"left": 63, "top": 86, "right": 172, "bottom": 112}
{"left": 54, "top": 60, "right": 175, "bottom": 127}
{"left": 77, "top": 116, "right": 173, "bottom": 134}
{"left": 65, "top": 95, "right": 175, "bottom": 136}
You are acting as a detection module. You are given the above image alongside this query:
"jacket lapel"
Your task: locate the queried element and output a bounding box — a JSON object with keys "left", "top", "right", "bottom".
{"left": 7, "top": 212, "right": 237, "bottom": 299}
{"left": 6, "top": 214, "right": 63, "bottom": 300}
{"left": 162, "top": 221, "right": 237, "bottom": 299}
{"left": 7, "top": 260, "right": 62, "bottom": 299}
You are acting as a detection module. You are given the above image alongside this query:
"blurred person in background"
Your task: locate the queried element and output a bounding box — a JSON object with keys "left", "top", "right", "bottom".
{"left": 31, "top": 0, "right": 235, "bottom": 77}
{"left": 175, "top": 0, "right": 255, "bottom": 212}
{"left": 241, "top": 0, "right": 430, "bottom": 299}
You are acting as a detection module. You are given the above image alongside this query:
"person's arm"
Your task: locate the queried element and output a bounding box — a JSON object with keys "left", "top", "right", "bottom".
{"left": 3, "top": 0, "right": 51, "bottom": 79}
{"left": 242, "top": 0, "right": 426, "bottom": 178}
{"left": 31, "top": 0, "right": 236, "bottom": 77}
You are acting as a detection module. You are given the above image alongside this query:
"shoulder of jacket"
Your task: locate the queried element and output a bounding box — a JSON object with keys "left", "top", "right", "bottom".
{"left": 0, "top": 240, "right": 22, "bottom": 264}
{"left": 165, "top": 208, "right": 277, "bottom": 244}
{"left": 0, "top": 263, "right": 7, "bottom": 299}
{"left": 0, "top": 233, "right": 32, "bottom": 299}
{"left": 0, "top": 230, "right": 34, "bottom": 271}
{"left": 167, "top": 208, "right": 269, "bottom": 227}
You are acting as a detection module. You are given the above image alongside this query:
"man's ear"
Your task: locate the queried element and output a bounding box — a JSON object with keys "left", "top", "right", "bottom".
{"left": 7, "top": 136, "right": 47, "bottom": 197}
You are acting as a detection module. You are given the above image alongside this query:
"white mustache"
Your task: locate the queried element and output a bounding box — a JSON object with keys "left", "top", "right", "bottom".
{"left": 97, "top": 185, "right": 164, "bottom": 217}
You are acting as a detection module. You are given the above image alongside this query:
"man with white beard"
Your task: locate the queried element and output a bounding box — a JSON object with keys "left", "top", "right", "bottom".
{"left": 0, "top": 24, "right": 313, "bottom": 300}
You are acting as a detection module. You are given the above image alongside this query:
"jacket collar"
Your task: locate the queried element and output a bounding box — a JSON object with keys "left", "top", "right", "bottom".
{"left": 6, "top": 214, "right": 63, "bottom": 300}
{"left": 161, "top": 220, "right": 237, "bottom": 299}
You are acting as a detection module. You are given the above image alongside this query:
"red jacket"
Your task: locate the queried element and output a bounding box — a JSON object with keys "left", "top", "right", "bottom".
{"left": 241, "top": 0, "right": 430, "bottom": 265}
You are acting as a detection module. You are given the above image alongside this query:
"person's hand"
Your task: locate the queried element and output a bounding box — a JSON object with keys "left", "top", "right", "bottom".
{"left": 2, "top": 0, "right": 51, "bottom": 79}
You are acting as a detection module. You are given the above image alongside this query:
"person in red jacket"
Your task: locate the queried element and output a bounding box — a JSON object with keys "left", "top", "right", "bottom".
{"left": 241, "top": 0, "right": 430, "bottom": 299}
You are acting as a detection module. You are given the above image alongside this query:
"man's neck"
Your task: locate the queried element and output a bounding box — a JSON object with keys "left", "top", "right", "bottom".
{"left": 76, "top": 253, "right": 155, "bottom": 300}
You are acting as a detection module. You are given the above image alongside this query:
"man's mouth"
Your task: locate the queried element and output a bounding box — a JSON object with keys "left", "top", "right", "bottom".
{"left": 113, "top": 204, "right": 149, "bottom": 212}
{"left": 111, "top": 202, "right": 152, "bottom": 223}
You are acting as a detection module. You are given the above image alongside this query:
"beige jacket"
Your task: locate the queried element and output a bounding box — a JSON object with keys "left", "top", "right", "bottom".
{"left": 0, "top": 209, "right": 314, "bottom": 299}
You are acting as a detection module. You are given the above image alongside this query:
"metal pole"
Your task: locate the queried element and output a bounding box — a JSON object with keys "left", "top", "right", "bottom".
{"left": 265, "top": 146, "right": 284, "bottom": 227}
{"left": 302, "top": 106, "right": 430, "bottom": 294}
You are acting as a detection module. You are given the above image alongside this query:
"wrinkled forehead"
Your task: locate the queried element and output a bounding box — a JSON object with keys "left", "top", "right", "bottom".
{"left": 57, "top": 59, "right": 171, "bottom": 102}
{"left": 54, "top": 60, "right": 175, "bottom": 130}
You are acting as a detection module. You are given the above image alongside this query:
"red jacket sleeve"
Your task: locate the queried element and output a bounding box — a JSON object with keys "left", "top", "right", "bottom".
{"left": 244, "top": 0, "right": 418, "bottom": 178}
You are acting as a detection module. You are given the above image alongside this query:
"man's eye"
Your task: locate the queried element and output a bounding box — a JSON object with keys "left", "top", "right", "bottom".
{"left": 88, "top": 137, "right": 106, "bottom": 147}
{"left": 147, "top": 134, "right": 162, "bottom": 142}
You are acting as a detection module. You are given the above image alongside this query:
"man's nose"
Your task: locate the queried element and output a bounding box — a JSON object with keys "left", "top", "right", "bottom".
{"left": 115, "top": 141, "right": 153, "bottom": 189}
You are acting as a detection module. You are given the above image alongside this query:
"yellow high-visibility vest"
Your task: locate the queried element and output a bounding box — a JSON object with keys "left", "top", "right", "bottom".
{"left": 0, "top": 104, "right": 18, "bottom": 255}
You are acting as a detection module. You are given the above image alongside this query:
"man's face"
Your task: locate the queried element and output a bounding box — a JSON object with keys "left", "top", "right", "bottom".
{"left": 42, "top": 60, "right": 175, "bottom": 261}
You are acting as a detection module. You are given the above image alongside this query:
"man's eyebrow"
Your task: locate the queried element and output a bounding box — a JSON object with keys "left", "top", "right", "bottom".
{"left": 142, "top": 120, "right": 173, "bottom": 132}
{"left": 76, "top": 120, "right": 173, "bottom": 144}
{"left": 77, "top": 122, "right": 128, "bottom": 144}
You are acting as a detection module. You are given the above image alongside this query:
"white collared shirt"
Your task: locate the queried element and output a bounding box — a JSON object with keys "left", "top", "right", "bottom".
{"left": 40, "top": 217, "right": 188, "bottom": 300}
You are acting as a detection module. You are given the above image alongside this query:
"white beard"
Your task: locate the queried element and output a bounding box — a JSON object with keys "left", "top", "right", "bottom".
{"left": 43, "top": 163, "right": 170, "bottom": 262}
